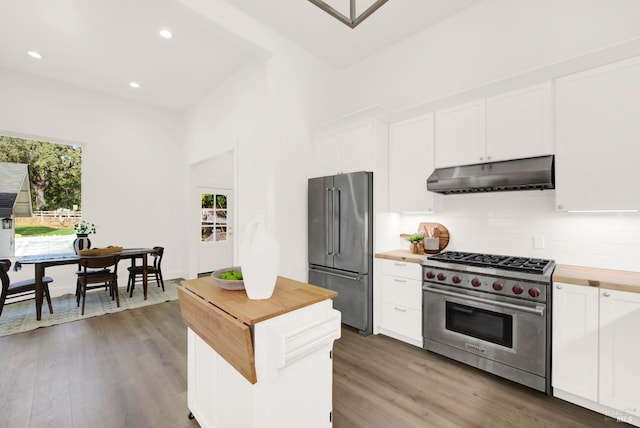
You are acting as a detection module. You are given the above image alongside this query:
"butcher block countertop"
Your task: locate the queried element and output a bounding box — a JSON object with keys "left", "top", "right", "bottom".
{"left": 177, "top": 276, "right": 337, "bottom": 384}
{"left": 375, "top": 249, "right": 426, "bottom": 264}
{"left": 180, "top": 275, "right": 337, "bottom": 325}
{"left": 553, "top": 264, "right": 640, "bottom": 294}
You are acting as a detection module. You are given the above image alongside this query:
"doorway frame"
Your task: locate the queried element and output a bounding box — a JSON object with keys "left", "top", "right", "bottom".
{"left": 187, "top": 148, "right": 238, "bottom": 279}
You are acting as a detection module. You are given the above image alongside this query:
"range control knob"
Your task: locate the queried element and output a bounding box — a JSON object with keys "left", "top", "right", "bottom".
{"left": 437, "top": 273, "right": 446, "bottom": 281}
{"left": 426, "top": 271, "right": 435, "bottom": 279}
{"left": 471, "top": 278, "right": 481, "bottom": 287}
{"left": 528, "top": 288, "right": 541, "bottom": 298}
{"left": 512, "top": 285, "right": 524, "bottom": 295}
{"left": 452, "top": 276, "right": 461, "bottom": 284}
{"left": 492, "top": 282, "right": 503, "bottom": 291}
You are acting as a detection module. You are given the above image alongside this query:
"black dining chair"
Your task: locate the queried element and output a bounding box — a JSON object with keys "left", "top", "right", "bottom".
{"left": 0, "top": 259, "right": 54, "bottom": 318}
{"left": 77, "top": 255, "right": 120, "bottom": 315}
{"left": 126, "top": 246, "right": 164, "bottom": 297}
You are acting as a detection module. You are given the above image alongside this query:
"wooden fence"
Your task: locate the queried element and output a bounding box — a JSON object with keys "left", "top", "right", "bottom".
{"left": 33, "top": 210, "right": 82, "bottom": 218}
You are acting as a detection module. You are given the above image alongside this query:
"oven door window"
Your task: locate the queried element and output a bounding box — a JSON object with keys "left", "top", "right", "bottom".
{"left": 445, "top": 302, "right": 513, "bottom": 348}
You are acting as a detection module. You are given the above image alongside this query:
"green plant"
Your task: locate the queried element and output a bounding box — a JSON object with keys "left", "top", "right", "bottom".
{"left": 73, "top": 220, "right": 96, "bottom": 235}
{"left": 404, "top": 233, "right": 425, "bottom": 243}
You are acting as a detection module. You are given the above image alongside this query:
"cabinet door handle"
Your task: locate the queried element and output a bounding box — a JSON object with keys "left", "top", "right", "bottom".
{"left": 602, "top": 291, "right": 611, "bottom": 297}
{"left": 393, "top": 307, "right": 407, "bottom": 312}
{"left": 556, "top": 284, "right": 563, "bottom": 290}
{"left": 394, "top": 262, "right": 406, "bottom": 267}
{"left": 394, "top": 278, "right": 407, "bottom": 283}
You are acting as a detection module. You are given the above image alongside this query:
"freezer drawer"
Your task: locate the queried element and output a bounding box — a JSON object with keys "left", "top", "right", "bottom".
{"left": 309, "top": 266, "right": 371, "bottom": 335}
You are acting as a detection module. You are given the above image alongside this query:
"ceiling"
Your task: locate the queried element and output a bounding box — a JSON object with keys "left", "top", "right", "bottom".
{"left": 232, "top": 0, "right": 482, "bottom": 68}
{"left": 0, "top": 0, "right": 481, "bottom": 113}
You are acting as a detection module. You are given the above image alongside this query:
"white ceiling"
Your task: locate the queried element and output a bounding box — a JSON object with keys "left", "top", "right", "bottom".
{"left": 232, "top": 0, "right": 482, "bottom": 68}
{"left": 0, "top": 0, "right": 481, "bottom": 112}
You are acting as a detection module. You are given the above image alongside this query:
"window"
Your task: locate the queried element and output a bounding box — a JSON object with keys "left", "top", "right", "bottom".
{"left": 201, "top": 193, "right": 228, "bottom": 242}
{"left": 0, "top": 135, "right": 82, "bottom": 257}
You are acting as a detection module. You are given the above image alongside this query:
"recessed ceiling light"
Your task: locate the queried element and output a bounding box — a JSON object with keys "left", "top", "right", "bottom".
{"left": 27, "top": 50, "right": 43, "bottom": 59}
{"left": 159, "top": 29, "right": 172, "bottom": 39}
{"left": 129, "top": 81, "right": 140, "bottom": 89}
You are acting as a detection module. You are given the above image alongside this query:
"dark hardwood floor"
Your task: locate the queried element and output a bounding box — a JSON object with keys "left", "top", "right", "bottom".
{"left": 0, "top": 301, "right": 621, "bottom": 427}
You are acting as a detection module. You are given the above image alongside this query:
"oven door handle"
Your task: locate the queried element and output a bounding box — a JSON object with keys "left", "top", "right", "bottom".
{"left": 425, "top": 287, "right": 546, "bottom": 317}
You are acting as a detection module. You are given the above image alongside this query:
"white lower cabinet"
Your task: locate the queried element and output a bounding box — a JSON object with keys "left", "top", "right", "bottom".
{"left": 552, "top": 282, "right": 599, "bottom": 400}
{"left": 553, "top": 282, "right": 640, "bottom": 426}
{"left": 599, "top": 289, "right": 640, "bottom": 419}
{"left": 377, "top": 259, "right": 423, "bottom": 347}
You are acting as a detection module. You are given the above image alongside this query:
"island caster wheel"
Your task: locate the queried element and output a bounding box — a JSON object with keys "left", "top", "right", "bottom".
{"left": 188, "top": 412, "right": 194, "bottom": 420}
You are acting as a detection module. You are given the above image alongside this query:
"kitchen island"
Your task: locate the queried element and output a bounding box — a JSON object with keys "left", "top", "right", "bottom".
{"left": 177, "top": 275, "right": 340, "bottom": 428}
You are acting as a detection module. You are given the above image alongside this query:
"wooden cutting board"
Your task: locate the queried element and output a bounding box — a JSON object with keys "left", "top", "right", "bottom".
{"left": 418, "top": 222, "right": 450, "bottom": 254}
{"left": 399, "top": 222, "right": 450, "bottom": 254}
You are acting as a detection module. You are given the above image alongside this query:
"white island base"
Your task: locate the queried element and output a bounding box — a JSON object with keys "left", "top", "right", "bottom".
{"left": 187, "top": 299, "right": 341, "bottom": 428}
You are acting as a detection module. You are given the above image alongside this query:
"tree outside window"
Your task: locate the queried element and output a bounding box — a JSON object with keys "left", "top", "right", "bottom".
{"left": 0, "top": 136, "right": 83, "bottom": 256}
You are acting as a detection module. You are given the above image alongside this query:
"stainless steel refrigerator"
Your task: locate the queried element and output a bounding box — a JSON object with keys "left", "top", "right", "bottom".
{"left": 308, "top": 171, "right": 373, "bottom": 335}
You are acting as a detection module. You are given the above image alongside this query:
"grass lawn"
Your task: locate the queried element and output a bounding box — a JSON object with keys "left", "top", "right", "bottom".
{"left": 15, "top": 226, "right": 75, "bottom": 237}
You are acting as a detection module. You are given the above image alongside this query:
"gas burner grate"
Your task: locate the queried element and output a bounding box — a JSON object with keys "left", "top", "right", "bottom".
{"left": 428, "top": 251, "right": 553, "bottom": 274}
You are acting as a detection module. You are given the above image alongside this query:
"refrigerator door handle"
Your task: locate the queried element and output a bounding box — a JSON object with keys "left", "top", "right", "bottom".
{"left": 326, "top": 187, "right": 333, "bottom": 255}
{"left": 333, "top": 187, "right": 341, "bottom": 256}
{"left": 309, "top": 267, "right": 361, "bottom": 282}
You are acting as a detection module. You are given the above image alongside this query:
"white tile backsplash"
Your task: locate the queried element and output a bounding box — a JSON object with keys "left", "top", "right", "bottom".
{"left": 383, "top": 190, "right": 640, "bottom": 272}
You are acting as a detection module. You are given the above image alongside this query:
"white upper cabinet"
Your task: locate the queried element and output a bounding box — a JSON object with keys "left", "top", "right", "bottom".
{"left": 312, "top": 116, "right": 387, "bottom": 178}
{"left": 312, "top": 126, "right": 343, "bottom": 177}
{"left": 312, "top": 112, "right": 389, "bottom": 212}
{"left": 486, "top": 82, "right": 553, "bottom": 162}
{"left": 435, "top": 99, "right": 486, "bottom": 168}
{"left": 434, "top": 82, "right": 553, "bottom": 168}
{"left": 312, "top": 119, "right": 372, "bottom": 177}
{"left": 555, "top": 56, "right": 640, "bottom": 211}
{"left": 389, "top": 113, "right": 437, "bottom": 213}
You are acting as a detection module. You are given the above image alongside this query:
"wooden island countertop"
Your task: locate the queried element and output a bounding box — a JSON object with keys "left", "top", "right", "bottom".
{"left": 180, "top": 275, "right": 337, "bottom": 325}
{"left": 177, "top": 275, "right": 337, "bottom": 384}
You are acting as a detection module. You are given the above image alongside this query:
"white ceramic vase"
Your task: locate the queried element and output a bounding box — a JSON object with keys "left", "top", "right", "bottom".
{"left": 73, "top": 233, "right": 91, "bottom": 254}
{"left": 239, "top": 219, "right": 280, "bottom": 300}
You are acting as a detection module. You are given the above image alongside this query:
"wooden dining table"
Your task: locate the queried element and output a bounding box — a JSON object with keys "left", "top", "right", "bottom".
{"left": 15, "top": 248, "right": 156, "bottom": 321}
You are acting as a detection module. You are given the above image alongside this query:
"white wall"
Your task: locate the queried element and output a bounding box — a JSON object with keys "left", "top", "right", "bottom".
{"left": 331, "top": 0, "right": 640, "bottom": 120}
{"left": 182, "top": 5, "right": 337, "bottom": 282}
{"left": 391, "top": 192, "right": 640, "bottom": 272}
{"left": 0, "top": 69, "right": 187, "bottom": 294}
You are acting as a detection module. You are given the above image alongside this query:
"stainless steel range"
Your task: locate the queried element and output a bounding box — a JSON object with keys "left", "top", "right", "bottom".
{"left": 422, "top": 251, "right": 555, "bottom": 394}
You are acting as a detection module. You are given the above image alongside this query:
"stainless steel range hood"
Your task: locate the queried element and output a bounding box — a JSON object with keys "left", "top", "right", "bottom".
{"left": 427, "top": 155, "right": 555, "bottom": 194}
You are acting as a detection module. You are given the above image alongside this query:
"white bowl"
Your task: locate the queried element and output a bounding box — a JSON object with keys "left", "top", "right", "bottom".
{"left": 211, "top": 267, "right": 245, "bottom": 291}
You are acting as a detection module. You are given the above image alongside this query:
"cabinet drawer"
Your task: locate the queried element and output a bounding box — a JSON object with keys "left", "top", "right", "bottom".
{"left": 380, "top": 260, "right": 421, "bottom": 279}
{"left": 381, "top": 303, "right": 422, "bottom": 340}
{"left": 381, "top": 275, "right": 422, "bottom": 310}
